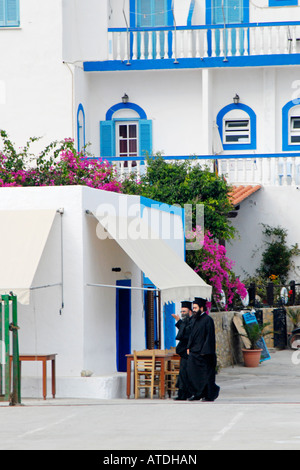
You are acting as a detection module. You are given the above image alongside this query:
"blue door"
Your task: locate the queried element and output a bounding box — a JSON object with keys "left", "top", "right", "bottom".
{"left": 116, "top": 280, "right": 131, "bottom": 372}
{"left": 134, "top": 0, "right": 173, "bottom": 58}
{"left": 211, "top": 0, "right": 247, "bottom": 56}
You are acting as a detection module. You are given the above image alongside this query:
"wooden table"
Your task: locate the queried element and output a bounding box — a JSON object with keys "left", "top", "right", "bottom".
{"left": 10, "top": 354, "right": 57, "bottom": 400}
{"left": 126, "top": 350, "right": 179, "bottom": 399}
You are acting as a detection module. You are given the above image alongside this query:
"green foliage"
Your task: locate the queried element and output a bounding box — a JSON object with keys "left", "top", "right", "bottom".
{"left": 257, "top": 224, "right": 300, "bottom": 283}
{"left": 122, "top": 155, "right": 236, "bottom": 242}
{"left": 241, "top": 320, "right": 272, "bottom": 350}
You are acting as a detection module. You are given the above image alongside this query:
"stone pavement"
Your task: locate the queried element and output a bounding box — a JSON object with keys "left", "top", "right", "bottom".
{"left": 1, "top": 349, "right": 300, "bottom": 451}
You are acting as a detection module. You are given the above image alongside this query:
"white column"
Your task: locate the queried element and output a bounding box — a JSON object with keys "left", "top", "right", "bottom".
{"left": 202, "top": 69, "right": 213, "bottom": 156}
{"left": 263, "top": 69, "right": 276, "bottom": 184}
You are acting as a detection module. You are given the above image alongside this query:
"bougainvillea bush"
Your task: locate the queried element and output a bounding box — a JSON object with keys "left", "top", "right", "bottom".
{"left": 187, "top": 226, "right": 247, "bottom": 311}
{"left": 0, "top": 131, "right": 121, "bottom": 192}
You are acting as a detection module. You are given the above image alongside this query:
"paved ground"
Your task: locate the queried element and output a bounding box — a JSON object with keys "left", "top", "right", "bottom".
{"left": 1, "top": 349, "right": 300, "bottom": 451}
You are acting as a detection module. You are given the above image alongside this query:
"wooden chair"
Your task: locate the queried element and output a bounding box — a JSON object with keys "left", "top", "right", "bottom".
{"left": 133, "top": 350, "right": 160, "bottom": 399}
{"left": 165, "top": 349, "right": 180, "bottom": 398}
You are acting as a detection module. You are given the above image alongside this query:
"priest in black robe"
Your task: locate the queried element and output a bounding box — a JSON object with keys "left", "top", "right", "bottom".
{"left": 186, "top": 297, "right": 220, "bottom": 401}
{"left": 172, "top": 301, "right": 193, "bottom": 400}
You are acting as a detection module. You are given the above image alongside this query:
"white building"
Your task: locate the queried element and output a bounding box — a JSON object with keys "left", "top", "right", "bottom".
{"left": 0, "top": 186, "right": 211, "bottom": 399}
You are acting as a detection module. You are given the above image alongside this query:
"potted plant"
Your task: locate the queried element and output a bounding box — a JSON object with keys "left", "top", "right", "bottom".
{"left": 240, "top": 321, "right": 272, "bottom": 367}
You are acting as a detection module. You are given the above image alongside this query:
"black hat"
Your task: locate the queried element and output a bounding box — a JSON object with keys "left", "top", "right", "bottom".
{"left": 181, "top": 301, "right": 192, "bottom": 310}
{"left": 193, "top": 297, "right": 207, "bottom": 308}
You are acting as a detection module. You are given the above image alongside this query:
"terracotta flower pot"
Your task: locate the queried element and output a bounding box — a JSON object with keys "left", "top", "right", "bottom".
{"left": 242, "top": 348, "right": 263, "bottom": 367}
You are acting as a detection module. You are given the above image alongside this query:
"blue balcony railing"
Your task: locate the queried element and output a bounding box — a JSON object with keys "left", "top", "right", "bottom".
{"left": 107, "top": 21, "right": 300, "bottom": 62}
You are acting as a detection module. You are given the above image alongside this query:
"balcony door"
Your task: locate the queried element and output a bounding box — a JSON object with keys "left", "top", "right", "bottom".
{"left": 211, "top": 0, "right": 248, "bottom": 56}
{"left": 132, "top": 0, "right": 173, "bottom": 58}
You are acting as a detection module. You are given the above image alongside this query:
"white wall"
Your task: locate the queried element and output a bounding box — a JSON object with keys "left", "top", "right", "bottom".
{"left": 0, "top": 0, "right": 73, "bottom": 151}
{"left": 62, "top": 0, "right": 108, "bottom": 63}
{"left": 77, "top": 68, "right": 202, "bottom": 158}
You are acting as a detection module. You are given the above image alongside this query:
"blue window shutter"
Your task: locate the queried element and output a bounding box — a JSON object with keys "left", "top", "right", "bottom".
{"left": 100, "top": 121, "right": 115, "bottom": 157}
{"left": 6, "top": 0, "right": 19, "bottom": 26}
{"left": 0, "top": 0, "right": 5, "bottom": 25}
{"left": 139, "top": 120, "right": 152, "bottom": 156}
{"left": 227, "top": 0, "right": 243, "bottom": 23}
{"left": 213, "top": 0, "right": 223, "bottom": 24}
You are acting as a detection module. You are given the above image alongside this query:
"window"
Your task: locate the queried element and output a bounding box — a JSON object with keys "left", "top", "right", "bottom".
{"left": 224, "top": 119, "right": 250, "bottom": 143}
{"left": 116, "top": 122, "right": 138, "bottom": 167}
{"left": 77, "top": 104, "right": 85, "bottom": 153}
{"left": 116, "top": 122, "right": 138, "bottom": 158}
{"left": 216, "top": 103, "right": 256, "bottom": 150}
{"left": 290, "top": 116, "right": 300, "bottom": 144}
{"left": 100, "top": 102, "right": 152, "bottom": 161}
{"left": 0, "top": 0, "right": 20, "bottom": 27}
{"left": 282, "top": 101, "right": 300, "bottom": 150}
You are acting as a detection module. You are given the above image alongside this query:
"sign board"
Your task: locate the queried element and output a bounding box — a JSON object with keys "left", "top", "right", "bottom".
{"left": 233, "top": 314, "right": 251, "bottom": 349}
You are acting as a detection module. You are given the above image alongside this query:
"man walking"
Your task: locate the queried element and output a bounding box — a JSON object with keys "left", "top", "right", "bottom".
{"left": 186, "top": 297, "right": 220, "bottom": 402}
{"left": 172, "top": 301, "right": 194, "bottom": 401}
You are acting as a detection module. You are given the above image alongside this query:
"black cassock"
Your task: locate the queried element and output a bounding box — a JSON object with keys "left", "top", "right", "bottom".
{"left": 187, "top": 313, "right": 220, "bottom": 401}
{"left": 175, "top": 316, "right": 193, "bottom": 399}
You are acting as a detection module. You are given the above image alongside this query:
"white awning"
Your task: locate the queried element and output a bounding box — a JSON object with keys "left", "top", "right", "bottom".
{"left": 93, "top": 214, "right": 212, "bottom": 305}
{"left": 0, "top": 210, "right": 57, "bottom": 304}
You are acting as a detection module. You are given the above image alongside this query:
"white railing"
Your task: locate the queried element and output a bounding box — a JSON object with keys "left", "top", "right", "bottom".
{"left": 103, "top": 155, "right": 300, "bottom": 187}
{"left": 108, "top": 22, "right": 300, "bottom": 62}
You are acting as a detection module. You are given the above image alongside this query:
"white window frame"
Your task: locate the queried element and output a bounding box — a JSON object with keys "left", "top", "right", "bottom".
{"left": 115, "top": 120, "right": 139, "bottom": 158}
{"left": 223, "top": 118, "right": 251, "bottom": 144}
{"left": 289, "top": 115, "right": 300, "bottom": 145}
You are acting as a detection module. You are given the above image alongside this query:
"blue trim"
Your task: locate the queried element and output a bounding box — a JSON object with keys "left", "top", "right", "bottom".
{"left": 216, "top": 102, "right": 256, "bottom": 150}
{"left": 84, "top": 53, "right": 300, "bottom": 72}
{"left": 77, "top": 103, "right": 85, "bottom": 153}
{"left": 105, "top": 102, "right": 147, "bottom": 120}
{"left": 187, "top": 0, "right": 196, "bottom": 26}
{"left": 282, "top": 99, "right": 300, "bottom": 151}
{"left": 140, "top": 196, "right": 184, "bottom": 218}
{"left": 130, "top": 0, "right": 136, "bottom": 28}
{"left": 269, "top": 0, "right": 298, "bottom": 5}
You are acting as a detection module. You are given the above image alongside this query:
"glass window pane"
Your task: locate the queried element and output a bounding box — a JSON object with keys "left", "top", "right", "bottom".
{"left": 119, "top": 125, "right": 127, "bottom": 139}
{"left": 226, "top": 135, "right": 240, "bottom": 142}
{"left": 129, "top": 125, "right": 137, "bottom": 138}
{"left": 129, "top": 140, "right": 137, "bottom": 153}
{"left": 119, "top": 140, "right": 127, "bottom": 153}
{"left": 291, "top": 136, "right": 300, "bottom": 143}
{"left": 225, "top": 120, "right": 249, "bottom": 129}
{"left": 291, "top": 117, "right": 300, "bottom": 129}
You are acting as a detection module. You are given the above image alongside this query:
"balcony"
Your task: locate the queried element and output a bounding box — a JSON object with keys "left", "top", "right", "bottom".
{"left": 102, "top": 154, "right": 300, "bottom": 187}
{"left": 83, "top": 21, "right": 300, "bottom": 72}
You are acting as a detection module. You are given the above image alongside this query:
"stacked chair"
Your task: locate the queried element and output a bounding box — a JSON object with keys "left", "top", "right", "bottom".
{"left": 133, "top": 350, "right": 161, "bottom": 399}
